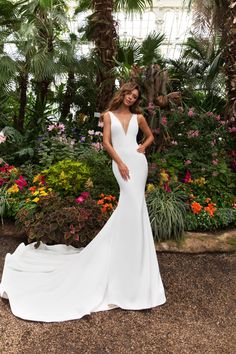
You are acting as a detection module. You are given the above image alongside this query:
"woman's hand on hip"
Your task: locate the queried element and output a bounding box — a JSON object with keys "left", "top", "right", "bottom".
{"left": 118, "top": 162, "right": 130, "bottom": 181}
{"left": 137, "top": 144, "right": 146, "bottom": 154}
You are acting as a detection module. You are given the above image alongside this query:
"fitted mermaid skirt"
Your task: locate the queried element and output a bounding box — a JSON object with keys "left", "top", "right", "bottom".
{"left": 0, "top": 112, "right": 166, "bottom": 322}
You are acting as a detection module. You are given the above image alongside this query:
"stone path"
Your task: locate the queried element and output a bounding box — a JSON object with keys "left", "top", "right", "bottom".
{"left": 0, "top": 236, "right": 235, "bottom": 354}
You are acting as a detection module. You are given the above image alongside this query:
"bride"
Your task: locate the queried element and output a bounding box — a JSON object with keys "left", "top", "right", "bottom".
{"left": 0, "top": 82, "right": 166, "bottom": 322}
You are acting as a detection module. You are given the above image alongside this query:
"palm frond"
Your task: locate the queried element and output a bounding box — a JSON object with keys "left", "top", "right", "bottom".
{"left": 140, "top": 32, "right": 164, "bottom": 65}
{"left": 117, "top": 38, "right": 141, "bottom": 66}
{"left": 115, "top": 0, "right": 153, "bottom": 13}
{"left": 0, "top": 55, "right": 17, "bottom": 86}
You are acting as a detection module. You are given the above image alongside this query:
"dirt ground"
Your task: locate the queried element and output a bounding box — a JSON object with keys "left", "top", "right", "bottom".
{"left": 0, "top": 236, "right": 235, "bottom": 354}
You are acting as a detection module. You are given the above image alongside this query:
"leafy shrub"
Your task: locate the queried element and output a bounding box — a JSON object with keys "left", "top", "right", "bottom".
{"left": 146, "top": 187, "right": 187, "bottom": 241}
{"left": 16, "top": 193, "right": 108, "bottom": 248}
{"left": 77, "top": 147, "right": 119, "bottom": 199}
{"left": 43, "top": 159, "right": 91, "bottom": 196}
{"left": 185, "top": 208, "right": 236, "bottom": 231}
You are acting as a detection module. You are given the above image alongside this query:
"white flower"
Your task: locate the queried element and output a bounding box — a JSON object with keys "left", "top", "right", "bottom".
{"left": 98, "top": 121, "right": 104, "bottom": 128}
{"left": 0, "top": 131, "right": 6, "bottom": 144}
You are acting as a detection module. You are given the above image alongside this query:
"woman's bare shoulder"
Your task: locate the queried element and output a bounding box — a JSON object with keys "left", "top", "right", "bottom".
{"left": 137, "top": 113, "right": 146, "bottom": 123}
{"left": 103, "top": 111, "right": 111, "bottom": 121}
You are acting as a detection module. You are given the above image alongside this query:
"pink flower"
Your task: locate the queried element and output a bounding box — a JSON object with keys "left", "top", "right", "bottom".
{"left": 184, "top": 159, "right": 192, "bottom": 165}
{"left": 220, "top": 121, "right": 226, "bottom": 125}
{"left": 215, "top": 115, "right": 221, "bottom": 121}
{"left": 163, "top": 183, "right": 171, "bottom": 192}
{"left": 75, "top": 191, "right": 90, "bottom": 204}
{"left": 188, "top": 109, "right": 195, "bottom": 117}
{"left": 187, "top": 130, "right": 199, "bottom": 138}
{"left": 75, "top": 196, "right": 85, "bottom": 204}
{"left": 15, "top": 175, "right": 27, "bottom": 191}
{"left": 80, "top": 192, "right": 89, "bottom": 199}
{"left": 212, "top": 159, "right": 219, "bottom": 165}
{"left": 183, "top": 170, "right": 192, "bottom": 183}
{"left": 206, "top": 112, "right": 213, "bottom": 116}
{"left": 211, "top": 139, "right": 216, "bottom": 147}
{"left": 228, "top": 127, "right": 236, "bottom": 133}
{"left": 91, "top": 142, "right": 103, "bottom": 151}
{"left": 88, "top": 130, "right": 95, "bottom": 135}
{"left": 161, "top": 116, "right": 168, "bottom": 126}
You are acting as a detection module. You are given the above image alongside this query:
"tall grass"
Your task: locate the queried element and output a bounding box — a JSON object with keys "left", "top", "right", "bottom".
{"left": 146, "top": 187, "right": 187, "bottom": 242}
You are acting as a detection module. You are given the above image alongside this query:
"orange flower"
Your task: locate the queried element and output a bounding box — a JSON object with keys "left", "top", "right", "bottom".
{"left": 191, "top": 201, "right": 202, "bottom": 214}
{"left": 204, "top": 197, "right": 211, "bottom": 203}
{"left": 97, "top": 200, "right": 103, "bottom": 205}
{"left": 204, "top": 203, "right": 216, "bottom": 217}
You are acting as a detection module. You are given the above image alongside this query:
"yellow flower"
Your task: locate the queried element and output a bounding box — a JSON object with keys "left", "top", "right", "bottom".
{"left": 32, "top": 197, "right": 40, "bottom": 203}
{"left": 7, "top": 184, "right": 19, "bottom": 194}
{"left": 33, "top": 191, "right": 39, "bottom": 196}
{"left": 160, "top": 169, "right": 169, "bottom": 182}
{"left": 147, "top": 183, "right": 155, "bottom": 193}
{"left": 60, "top": 171, "right": 66, "bottom": 179}
{"left": 25, "top": 198, "right": 31, "bottom": 203}
{"left": 33, "top": 174, "right": 41, "bottom": 183}
{"left": 10, "top": 168, "right": 19, "bottom": 175}
{"left": 85, "top": 178, "right": 93, "bottom": 188}
{"left": 192, "top": 177, "right": 206, "bottom": 186}
{"left": 40, "top": 191, "right": 48, "bottom": 196}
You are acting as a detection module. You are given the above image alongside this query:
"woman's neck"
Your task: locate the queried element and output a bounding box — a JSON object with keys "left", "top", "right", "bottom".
{"left": 115, "top": 104, "right": 131, "bottom": 114}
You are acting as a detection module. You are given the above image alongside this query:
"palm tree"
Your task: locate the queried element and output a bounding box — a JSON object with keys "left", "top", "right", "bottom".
{"left": 187, "top": 0, "right": 236, "bottom": 124}
{"left": 76, "top": 0, "right": 153, "bottom": 112}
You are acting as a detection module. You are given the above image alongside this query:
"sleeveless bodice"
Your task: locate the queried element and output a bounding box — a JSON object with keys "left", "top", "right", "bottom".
{"left": 109, "top": 111, "right": 139, "bottom": 153}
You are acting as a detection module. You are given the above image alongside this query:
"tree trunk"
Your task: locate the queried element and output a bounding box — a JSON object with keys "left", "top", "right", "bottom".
{"left": 61, "top": 71, "right": 76, "bottom": 121}
{"left": 16, "top": 71, "right": 28, "bottom": 132}
{"left": 91, "top": 0, "right": 117, "bottom": 112}
{"left": 224, "top": 0, "right": 236, "bottom": 126}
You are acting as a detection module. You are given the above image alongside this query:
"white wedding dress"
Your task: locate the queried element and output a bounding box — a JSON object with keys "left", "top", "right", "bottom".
{"left": 0, "top": 112, "right": 166, "bottom": 322}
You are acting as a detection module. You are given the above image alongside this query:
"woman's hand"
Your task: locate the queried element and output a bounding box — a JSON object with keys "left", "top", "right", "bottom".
{"left": 118, "top": 162, "right": 130, "bottom": 181}
{"left": 137, "top": 144, "right": 146, "bottom": 154}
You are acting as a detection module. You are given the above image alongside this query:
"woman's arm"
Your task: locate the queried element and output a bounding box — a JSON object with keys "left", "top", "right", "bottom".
{"left": 137, "top": 114, "right": 154, "bottom": 153}
{"left": 103, "top": 112, "right": 130, "bottom": 180}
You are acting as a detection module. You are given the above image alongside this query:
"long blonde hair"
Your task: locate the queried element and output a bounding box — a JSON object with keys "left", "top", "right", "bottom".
{"left": 100, "top": 82, "right": 142, "bottom": 120}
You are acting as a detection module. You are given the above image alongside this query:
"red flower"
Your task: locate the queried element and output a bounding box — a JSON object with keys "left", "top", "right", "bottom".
{"left": 15, "top": 175, "right": 27, "bottom": 191}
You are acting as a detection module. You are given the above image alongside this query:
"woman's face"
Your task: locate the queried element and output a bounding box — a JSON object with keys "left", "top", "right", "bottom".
{"left": 123, "top": 89, "right": 139, "bottom": 107}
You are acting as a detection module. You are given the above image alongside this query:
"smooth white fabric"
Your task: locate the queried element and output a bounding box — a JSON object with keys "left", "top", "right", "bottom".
{"left": 0, "top": 112, "right": 166, "bottom": 322}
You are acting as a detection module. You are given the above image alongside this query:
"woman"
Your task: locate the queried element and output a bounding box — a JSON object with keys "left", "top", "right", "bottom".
{"left": 0, "top": 82, "right": 166, "bottom": 322}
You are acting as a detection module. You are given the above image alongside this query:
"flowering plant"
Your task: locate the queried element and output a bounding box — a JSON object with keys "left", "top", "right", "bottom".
{"left": 97, "top": 194, "right": 117, "bottom": 214}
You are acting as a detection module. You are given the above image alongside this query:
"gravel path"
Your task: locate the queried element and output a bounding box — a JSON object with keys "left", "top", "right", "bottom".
{"left": 0, "top": 236, "right": 235, "bottom": 354}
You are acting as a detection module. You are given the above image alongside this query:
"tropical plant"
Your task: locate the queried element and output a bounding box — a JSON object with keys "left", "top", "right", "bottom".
{"left": 146, "top": 187, "right": 187, "bottom": 241}
{"left": 15, "top": 192, "right": 108, "bottom": 248}
{"left": 42, "top": 159, "right": 91, "bottom": 196}
{"left": 187, "top": 0, "right": 236, "bottom": 125}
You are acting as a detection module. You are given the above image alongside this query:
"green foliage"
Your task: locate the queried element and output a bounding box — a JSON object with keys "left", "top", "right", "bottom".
{"left": 16, "top": 193, "right": 108, "bottom": 248}
{"left": 146, "top": 187, "right": 187, "bottom": 241}
{"left": 77, "top": 147, "right": 119, "bottom": 199}
{"left": 37, "top": 135, "right": 85, "bottom": 168}
{"left": 185, "top": 208, "right": 236, "bottom": 231}
{"left": 42, "top": 159, "right": 91, "bottom": 196}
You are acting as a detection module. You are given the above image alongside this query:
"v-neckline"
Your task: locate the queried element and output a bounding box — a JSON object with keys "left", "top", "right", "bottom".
{"left": 110, "top": 111, "right": 134, "bottom": 136}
